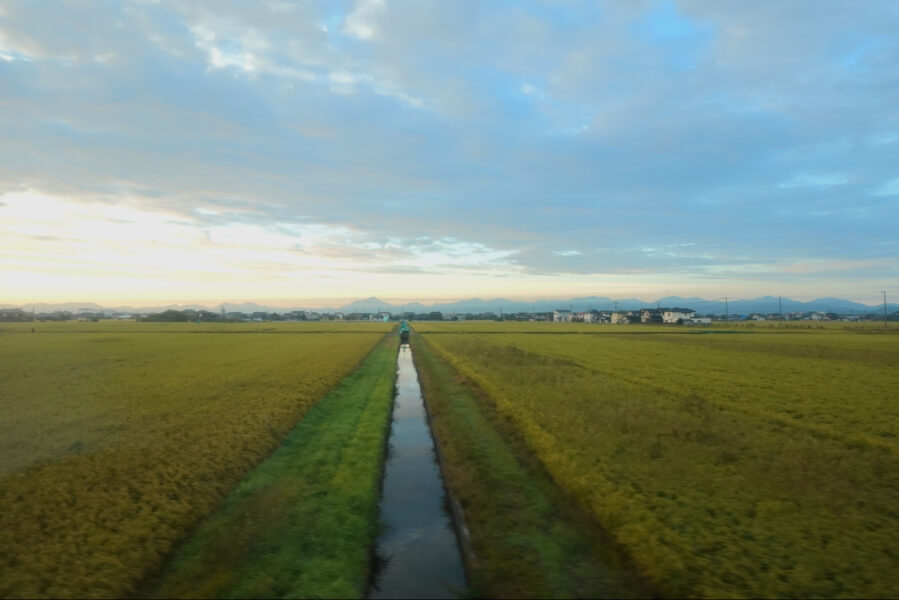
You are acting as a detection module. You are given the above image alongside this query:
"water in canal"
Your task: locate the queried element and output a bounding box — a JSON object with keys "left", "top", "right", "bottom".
{"left": 368, "top": 344, "right": 467, "bottom": 599}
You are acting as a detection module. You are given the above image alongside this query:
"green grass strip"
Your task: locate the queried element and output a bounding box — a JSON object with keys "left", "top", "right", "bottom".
{"left": 149, "top": 336, "right": 398, "bottom": 599}
{"left": 412, "top": 335, "right": 654, "bottom": 599}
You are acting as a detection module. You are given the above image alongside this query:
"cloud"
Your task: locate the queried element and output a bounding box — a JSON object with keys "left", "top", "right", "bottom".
{"left": 779, "top": 173, "right": 849, "bottom": 189}
{"left": 0, "top": 1, "right": 897, "bottom": 302}
{"left": 342, "top": 0, "right": 386, "bottom": 41}
{"left": 872, "top": 178, "right": 899, "bottom": 196}
{"left": 0, "top": 189, "right": 522, "bottom": 300}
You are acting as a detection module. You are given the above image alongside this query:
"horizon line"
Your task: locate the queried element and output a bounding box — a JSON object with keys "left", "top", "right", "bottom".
{"left": 3, "top": 293, "right": 894, "bottom": 311}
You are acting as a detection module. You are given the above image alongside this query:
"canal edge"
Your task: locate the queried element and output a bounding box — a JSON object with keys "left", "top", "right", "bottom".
{"left": 365, "top": 337, "right": 401, "bottom": 597}
{"left": 407, "top": 337, "right": 478, "bottom": 580}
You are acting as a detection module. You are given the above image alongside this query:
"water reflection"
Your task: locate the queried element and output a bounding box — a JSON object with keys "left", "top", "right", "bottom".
{"left": 369, "top": 345, "right": 467, "bottom": 600}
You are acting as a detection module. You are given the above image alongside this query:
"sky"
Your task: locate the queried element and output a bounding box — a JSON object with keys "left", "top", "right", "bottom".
{"left": 1, "top": 0, "right": 897, "bottom": 306}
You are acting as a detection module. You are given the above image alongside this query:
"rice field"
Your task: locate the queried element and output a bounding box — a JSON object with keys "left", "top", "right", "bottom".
{"left": 151, "top": 335, "right": 398, "bottom": 599}
{"left": 416, "top": 323, "right": 899, "bottom": 598}
{"left": 0, "top": 321, "right": 391, "bottom": 598}
{"left": 411, "top": 334, "right": 653, "bottom": 598}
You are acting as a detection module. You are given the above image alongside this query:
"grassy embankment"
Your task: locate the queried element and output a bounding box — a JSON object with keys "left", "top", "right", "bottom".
{"left": 150, "top": 335, "right": 398, "bottom": 598}
{"left": 416, "top": 323, "right": 899, "bottom": 598}
{"left": 411, "top": 333, "right": 653, "bottom": 598}
{"left": 0, "top": 321, "right": 391, "bottom": 598}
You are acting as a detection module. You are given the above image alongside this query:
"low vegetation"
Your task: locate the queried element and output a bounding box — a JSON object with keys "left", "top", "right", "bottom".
{"left": 412, "top": 335, "right": 652, "bottom": 598}
{"left": 150, "top": 335, "right": 398, "bottom": 598}
{"left": 0, "top": 321, "right": 391, "bottom": 598}
{"left": 419, "top": 323, "right": 899, "bottom": 598}
{"left": 415, "top": 320, "right": 892, "bottom": 334}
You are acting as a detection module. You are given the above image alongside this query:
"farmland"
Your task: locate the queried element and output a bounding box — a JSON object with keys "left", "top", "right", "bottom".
{"left": 151, "top": 335, "right": 398, "bottom": 598}
{"left": 0, "top": 321, "right": 391, "bottom": 598}
{"left": 415, "top": 323, "right": 899, "bottom": 598}
{"left": 412, "top": 334, "right": 653, "bottom": 598}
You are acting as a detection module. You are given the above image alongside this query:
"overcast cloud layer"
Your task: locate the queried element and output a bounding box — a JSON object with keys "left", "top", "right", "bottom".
{"left": 1, "top": 0, "right": 897, "bottom": 304}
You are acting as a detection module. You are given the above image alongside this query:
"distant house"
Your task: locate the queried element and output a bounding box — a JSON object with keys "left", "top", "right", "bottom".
{"left": 640, "top": 308, "right": 663, "bottom": 324}
{"left": 611, "top": 311, "right": 634, "bottom": 324}
{"left": 553, "top": 310, "right": 573, "bottom": 323}
{"left": 661, "top": 308, "right": 696, "bottom": 324}
{"left": 683, "top": 317, "right": 711, "bottom": 325}
{"left": 0, "top": 308, "right": 29, "bottom": 322}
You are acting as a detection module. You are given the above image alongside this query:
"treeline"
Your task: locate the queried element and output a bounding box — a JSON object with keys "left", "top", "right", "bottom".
{"left": 142, "top": 309, "right": 238, "bottom": 322}
{"left": 142, "top": 309, "right": 193, "bottom": 322}
{"left": 0, "top": 309, "right": 32, "bottom": 322}
{"left": 141, "top": 309, "right": 311, "bottom": 322}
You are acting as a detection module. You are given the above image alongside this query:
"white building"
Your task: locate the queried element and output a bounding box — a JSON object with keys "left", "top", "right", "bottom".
{"left": 684, "top": 317, "right": 712, "bottom": 325}
{"left": 662, "top": 308, "right": 696, "bottom": 324}
{"left": 611, "top": 311, "right": 633, "bottom": 324}
{"left": 553, "top": 310, "right": 573, "bottom": 322}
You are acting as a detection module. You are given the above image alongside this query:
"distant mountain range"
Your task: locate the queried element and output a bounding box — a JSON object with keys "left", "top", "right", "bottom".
{"left": 3, "top": 295, "right": 896, "bottom": 316}
{"left": 337, "top": 295, "right": 897, "bottom": 315}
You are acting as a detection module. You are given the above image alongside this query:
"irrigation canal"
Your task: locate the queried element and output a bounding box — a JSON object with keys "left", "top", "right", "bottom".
{"left": 368, "top": 344, "right": 467, "bottom": 599}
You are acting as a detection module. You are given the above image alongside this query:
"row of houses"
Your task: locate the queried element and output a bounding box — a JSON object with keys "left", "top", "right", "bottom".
{"left": 0, "top": 308, "right": 31, "bottom": 322}
{"left": 553, "top": 308, "right": 711, "bottom": 325}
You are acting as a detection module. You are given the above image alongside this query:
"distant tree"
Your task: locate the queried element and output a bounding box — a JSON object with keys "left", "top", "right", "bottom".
{"left": 143, "top": 310, "right": 189, "bottom": 322}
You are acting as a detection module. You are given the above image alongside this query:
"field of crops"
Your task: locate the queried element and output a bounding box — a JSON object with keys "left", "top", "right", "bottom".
{"left": 412, "top": 335, "right": 652, "bottom": 598}
{"left": 152, "top": 335, "right": 398, "bottom": 598}
{"left": 417, "top": 323, "right": 899, "bottom": 598}
{"left": 0, "top": 321, "right": 391, "bottom": 598}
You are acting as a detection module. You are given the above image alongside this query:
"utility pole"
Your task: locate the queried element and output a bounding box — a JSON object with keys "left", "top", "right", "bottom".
{"left": 724, "top": 296, "right": 729, "bottom": 322}
{"left": 614, "top": 300, "right": 618, "bottom": 311}
{"left": 779, "top": 296, "right": 782, "bottom": 324}
{"left": 883, "top": 291, "right": 888, "bottom": 328}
